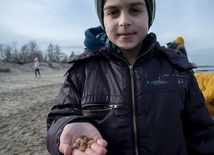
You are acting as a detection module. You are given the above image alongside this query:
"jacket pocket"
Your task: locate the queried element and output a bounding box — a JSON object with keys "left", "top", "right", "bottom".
{"left": 82, "top": 103, "right": 119, "bottom": 112}
{"left": 81, "top": 103, "right": 122, "bottom": 121}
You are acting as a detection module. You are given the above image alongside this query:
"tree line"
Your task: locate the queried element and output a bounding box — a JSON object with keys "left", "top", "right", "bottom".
{"left": 0, "top": 41, "right": 75, "bottom": 64}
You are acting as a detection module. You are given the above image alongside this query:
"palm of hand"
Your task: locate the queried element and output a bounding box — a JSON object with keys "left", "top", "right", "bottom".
{"left": 59, "top": 122, "right": 107, "bottom": 155}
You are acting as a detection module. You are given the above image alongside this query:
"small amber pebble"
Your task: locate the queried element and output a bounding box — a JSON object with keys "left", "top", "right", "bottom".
{"left": 75, "top": 138, "right": 81, "bottom": 143}
{"left": 73, "top": 143, "right": 79, "bottom": 149}
{"left": 79, "top": 146, "right": 86, "bottom": 152}
{"left": 87, "top": 140, "right": 95, "bottom": 148}
{"left": 71, "top": 135, "right": 95, "bottom": 152}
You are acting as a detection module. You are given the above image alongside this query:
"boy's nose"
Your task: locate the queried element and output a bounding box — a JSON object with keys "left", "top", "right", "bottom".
{"left": 119, "top": 12, "right": 131, "bottom": 27}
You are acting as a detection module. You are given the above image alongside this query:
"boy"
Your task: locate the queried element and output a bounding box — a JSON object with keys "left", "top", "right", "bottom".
{"left": 46, "top": 0, "right": 214, "bottom": 155}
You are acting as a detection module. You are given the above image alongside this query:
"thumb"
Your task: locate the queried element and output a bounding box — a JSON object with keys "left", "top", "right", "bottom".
{"left": 59, "top": 143, "right": 72, "bottom": 155}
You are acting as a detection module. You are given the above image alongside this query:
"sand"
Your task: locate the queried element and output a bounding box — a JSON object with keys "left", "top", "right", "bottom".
{"left": 0, "top": 62, "right": 70, "bottom": 155}
{"left": 0, "top": 62, "right": 213, "bottom": 155}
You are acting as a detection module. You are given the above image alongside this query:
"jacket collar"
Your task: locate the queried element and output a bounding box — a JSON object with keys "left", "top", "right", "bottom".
{"left": 156, "top": 43, "right": 196, "bottom": 71}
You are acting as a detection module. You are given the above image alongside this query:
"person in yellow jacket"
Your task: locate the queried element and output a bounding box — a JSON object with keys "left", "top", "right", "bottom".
{"left": 167, "top": 37, "right": 214, "bottom": 117}
{"left": 167, "top": 36, "right": 188, "bottom": 61}
{"left": 195, "top": 72, "right": 214, "bottom": 116}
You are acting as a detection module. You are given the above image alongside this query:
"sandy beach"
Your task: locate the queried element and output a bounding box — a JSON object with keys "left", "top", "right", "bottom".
{"left": 0, "top": 62, "right": 70, "bottom": 155}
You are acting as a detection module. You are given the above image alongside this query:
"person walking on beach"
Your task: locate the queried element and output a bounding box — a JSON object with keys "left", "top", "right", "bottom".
{"left": 46, "top": 0, "right": 214, "bottom": 155}
{"left": 34, "top": 57, "right": 41, "bottom": 78}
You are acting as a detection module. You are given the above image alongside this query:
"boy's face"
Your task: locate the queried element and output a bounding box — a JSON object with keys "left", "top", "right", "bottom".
{"left": 103, "top": 0, "right": 149, "bottom": 53}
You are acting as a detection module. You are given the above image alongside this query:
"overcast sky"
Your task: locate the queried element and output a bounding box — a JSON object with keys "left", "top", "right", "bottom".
{"left": 0, "top": 0, "right": 213, "bottom": 65}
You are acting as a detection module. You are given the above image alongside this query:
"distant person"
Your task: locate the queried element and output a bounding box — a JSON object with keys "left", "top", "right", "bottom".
{"left": 167, "top": 36, "right": 188, "bottom": 60}
{"left": 34, "top": 57, "right": 41, "bottom": 78}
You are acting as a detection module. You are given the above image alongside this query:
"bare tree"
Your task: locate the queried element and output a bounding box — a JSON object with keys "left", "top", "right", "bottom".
{"left": 0, "top": 44, "right": 4, "bottom": 60}
{"left": 4, "top": 46, "right": 12, "bottom": 62}
{"left": 20, "top": 44, "right": 30, "bottom": 62}
{"left": 12, "top": 47, "right": 20, "bottom": 63}
{"left": 0, "top": 41, "right": 70, "bottom": 63}
{"left": 47, "top": 43, "right": 54, "bottom": 62}
{"left": 70, "top": 51, "right": 75, "bottom": 57}
{"left": 54, "top": 44, "right": 61, "bottom": 62}
{"left": 28, "top": 41, "right": 41, "bottom": 61}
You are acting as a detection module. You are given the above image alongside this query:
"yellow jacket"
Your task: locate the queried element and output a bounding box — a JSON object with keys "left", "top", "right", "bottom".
{"left": 195, "top": 72, "right": 214, "bottom": 116}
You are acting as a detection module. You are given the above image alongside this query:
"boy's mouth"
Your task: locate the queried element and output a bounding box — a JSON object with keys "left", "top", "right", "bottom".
{"left": 118, "top": 32, "right": 135, "bottom": 39}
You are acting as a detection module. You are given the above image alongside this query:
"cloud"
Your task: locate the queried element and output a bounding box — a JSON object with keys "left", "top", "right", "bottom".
{"left": 0, "top": 0, "right": 98, "bottom": 51}
{"left": 150, "top": 0, "right": 214, "bottom": 65}
{"left": 0, "top": 0, "right": 213, "bottom": 65}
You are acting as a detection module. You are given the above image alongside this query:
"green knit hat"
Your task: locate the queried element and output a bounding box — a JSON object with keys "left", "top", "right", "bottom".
{"left": 94, "top": 0, "right": 156, "bottom": 28}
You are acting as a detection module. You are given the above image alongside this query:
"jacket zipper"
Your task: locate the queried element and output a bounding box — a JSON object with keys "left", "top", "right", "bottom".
{"left": 129, "top": 45, "right": 154, "bottom": 155}
{"left": 129, "top": 65, "right": 139, "bottom": 155}
{"left": 111, "top": 44, "right": 154, "bottom": 155}
{"left": 81, "top": 104, "right": 119, "bottom": 112}
{"left": 111, "top": 53, "right": 139, "bottom": 155}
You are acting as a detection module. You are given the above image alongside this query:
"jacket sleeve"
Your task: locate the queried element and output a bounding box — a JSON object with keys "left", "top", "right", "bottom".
{"left": 182, "top": 73, "right": 214, "bottom": 154}
{"left": 46, "top": 72, "right": 97, "bottom": 155}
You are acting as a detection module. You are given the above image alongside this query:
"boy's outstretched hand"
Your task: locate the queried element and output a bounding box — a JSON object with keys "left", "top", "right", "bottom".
{"left": 59, "top": 122, "right": 108, "bottom": 155}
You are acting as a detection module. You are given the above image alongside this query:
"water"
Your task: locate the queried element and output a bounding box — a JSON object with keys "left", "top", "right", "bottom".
{"left": 194, "top": 65, "right": 214, "bottom": 73}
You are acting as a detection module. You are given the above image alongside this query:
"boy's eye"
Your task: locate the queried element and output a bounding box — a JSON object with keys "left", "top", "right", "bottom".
{"left": 108, "top": 10, "right": 119, "bottom": 17}
{"left": 130, "top": 8, "right": 141, "bottom": 13}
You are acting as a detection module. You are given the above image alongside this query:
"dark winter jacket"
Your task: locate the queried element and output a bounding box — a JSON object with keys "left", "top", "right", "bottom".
{"left": 46, "top": 26, "right": 214, "bottom": 155}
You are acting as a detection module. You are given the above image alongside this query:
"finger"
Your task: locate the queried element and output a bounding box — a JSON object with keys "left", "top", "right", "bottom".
{"left": 91, "top": 142, "right": 107, "bottom": 155}
{"left": 59, "top": 143, "right": 72, "bottom": 155}
{"left": 72, "top": 149, "right": 88, "bottom": 155}
{"left": 97, "top": 139, "right": 108, "bottom": 147}
{"left": 84, "top": 148, "right": 99, "bottom": 155}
